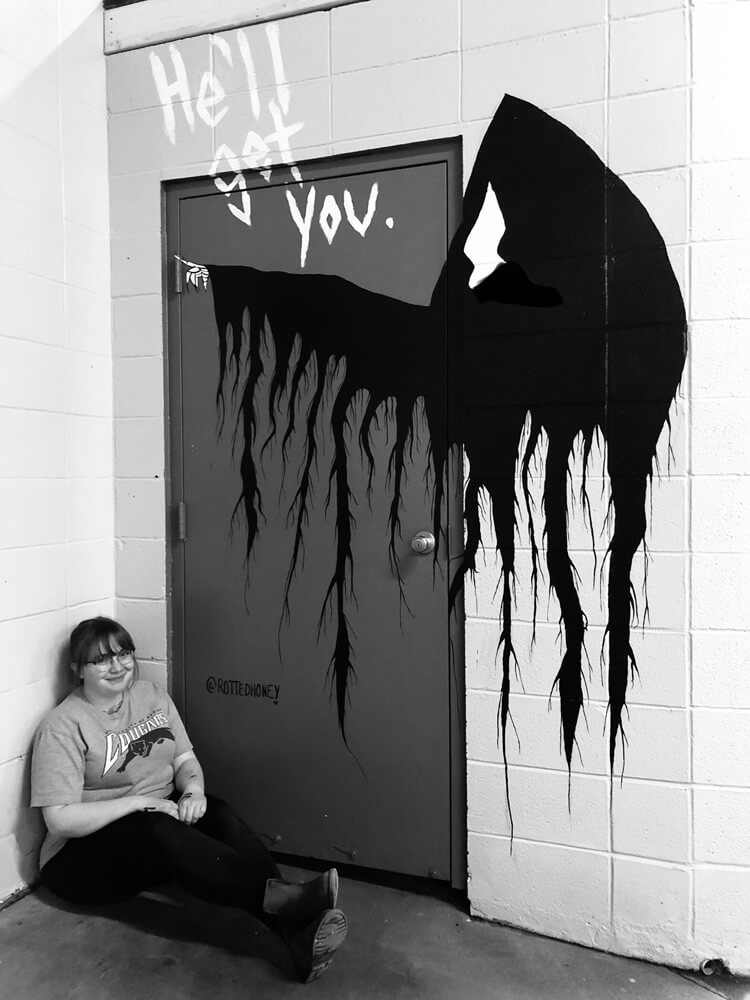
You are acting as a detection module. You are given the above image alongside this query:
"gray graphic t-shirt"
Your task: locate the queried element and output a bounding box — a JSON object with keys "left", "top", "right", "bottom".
{"left": 31, "top": 680, "right": 192, "bottom": 868}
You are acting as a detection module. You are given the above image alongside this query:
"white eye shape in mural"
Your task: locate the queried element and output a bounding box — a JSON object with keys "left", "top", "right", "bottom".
{"left": 463, "top": 182, "right": 507, "bottom": 290}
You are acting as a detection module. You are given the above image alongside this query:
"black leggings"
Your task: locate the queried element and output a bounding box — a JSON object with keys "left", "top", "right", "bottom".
{"left": 40, "top": 794, "right": 281, "bottom": 918}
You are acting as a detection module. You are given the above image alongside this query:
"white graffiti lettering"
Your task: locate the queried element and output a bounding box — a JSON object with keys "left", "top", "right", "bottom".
{"left": 319, "top": 193, "right": 343, "bottom": 245}
{"left": 150, "top": 44, "right": 194, "bottom": 144}
{"left": 236, "top": 28, "right": 262, "bottom": 119}
{"left": 229, "top": 187, "right": 253, "bottom": 226}
{"left": 153, "top": 28, "right": 389, "bottom": 258}
{"left": 210, "top": 34, "right": 234, "bottom": 70}
{"left": 284, "top": 183, "right": 382, "bottom": 266}
{"left": 286, "top": 187, "right": 317, "bottom": 267}
{"left": 344, "top": 183, "right": 379, "bottom": 238}
{"left": 196, "top": 70, "right": 228, "bottom": 128}
{"left": 265, "top": 97, "right": 304, "bottom": 182}
{"left": 210, "top": 145, "right": 253, "bottom": 226}
{"left": 151, "top": 26, "right": 303, "bottom": 225}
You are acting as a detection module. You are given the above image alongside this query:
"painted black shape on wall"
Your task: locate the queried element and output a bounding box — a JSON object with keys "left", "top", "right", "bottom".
{"left": 203, "top": 95, "right": 687, "bottom": 797}
{"left": 445, "top": 97, "right": 686, "bottom": 816}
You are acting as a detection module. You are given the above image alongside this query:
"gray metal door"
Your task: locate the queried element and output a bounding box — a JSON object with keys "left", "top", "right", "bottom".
{"left": 166, "top": 143, "right": 464, "bottom": 882}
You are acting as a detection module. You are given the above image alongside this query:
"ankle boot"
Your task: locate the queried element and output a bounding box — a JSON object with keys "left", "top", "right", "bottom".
{"left": 263, "top": 868, "right": 339, "bottom": 925}
{"left": 286, "top": 908, "right": 348, "bottom": 983}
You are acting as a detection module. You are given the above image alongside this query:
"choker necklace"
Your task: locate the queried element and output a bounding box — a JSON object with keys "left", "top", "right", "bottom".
{"left": 82, "top": 689, "right": 125, "bottom": 715}
{"left": 105, "top": 694, "right": 125, "bottom": 715}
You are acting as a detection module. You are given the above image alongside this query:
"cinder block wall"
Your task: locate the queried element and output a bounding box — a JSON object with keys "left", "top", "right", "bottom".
{"left": 104, "top": 0, "right": 750, "bottom": 973}
{"left": 0, "top": 0, "right": 114, "bottom": 900}
{"left": 687, "top": 1, "right": 750, "bottom": 965}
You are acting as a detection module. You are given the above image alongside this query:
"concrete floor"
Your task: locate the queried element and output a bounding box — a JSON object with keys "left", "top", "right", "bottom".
{"left": 0, "top": 865, "right": 747, "bottom": 1000}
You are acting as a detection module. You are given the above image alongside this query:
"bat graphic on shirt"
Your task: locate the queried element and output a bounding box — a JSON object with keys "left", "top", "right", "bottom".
{"left": 116, "top": 727, "right": 175, "bottom": 773}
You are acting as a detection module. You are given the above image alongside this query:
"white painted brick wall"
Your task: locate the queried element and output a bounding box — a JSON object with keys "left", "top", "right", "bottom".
{"left": 612, "top": 857, "right": 691, "bottom": 959}
{"left": 694, "top": 868, "right": 750, "bottom": 966}
{"left": 332, "top": 0, "right": 457, "bottom": 71}
{"left": 463, "top": 28, "right": 607, "bottom": 119}
{"left": 693, "top": 631, "right": 750, "bottom": 708}
{"left": 612, "top": 781, "right": 690, "bottom": 863}
{"left": 469, "top": 833, "right": 612, "bottom": 949}
{"left": 609, "top": 89, "right": 689, "bottom": 174}
{"left": 469, "top": 763, "right": 610, "bottom": 851}
{"left": 0, "top": 1, "right": 113, "bottom": 901}
{"left": 333, "top": 57, "right": 457, "bottom": 141}
{"left": 609, "top": 10, "right": 688, "bottom": 97}
{"left": 694, "top": 788, "right": 750, "bottom": 866}
{"left": 102, "top": 0, "right": 750, "bottom": 975}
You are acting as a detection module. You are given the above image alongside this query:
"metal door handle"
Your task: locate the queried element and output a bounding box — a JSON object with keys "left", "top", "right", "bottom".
{"left": 411, "top": 531, "right": 435, "bottom": 554}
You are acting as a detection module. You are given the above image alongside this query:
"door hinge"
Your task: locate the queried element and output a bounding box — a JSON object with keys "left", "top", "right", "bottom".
{"left": 177, "top": 501, "right": 187, "bottom": 541}
{"left": 174, "top": 255, "right": 183, "bottom": 294}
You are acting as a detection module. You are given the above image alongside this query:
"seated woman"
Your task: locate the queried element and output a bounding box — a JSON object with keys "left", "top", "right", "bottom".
{"left": 30, "top": 616, "right": 348, "bottom": 983}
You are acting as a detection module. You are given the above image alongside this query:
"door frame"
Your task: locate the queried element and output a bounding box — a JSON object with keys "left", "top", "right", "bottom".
{"left": 163, "top": 137, "right": 467, "bottom": 889}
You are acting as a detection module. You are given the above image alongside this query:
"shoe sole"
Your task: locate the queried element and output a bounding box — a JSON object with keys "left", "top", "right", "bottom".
{"left": 304, "top": 908, "right": 348, "bottom": 983}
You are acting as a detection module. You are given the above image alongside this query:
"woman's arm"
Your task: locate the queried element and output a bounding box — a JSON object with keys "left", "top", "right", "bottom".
{"left": 173, "top": 751, "right": 207, "bottom": 824}
{"left": 43, "top": 795, "right": 179, "bottom": 839}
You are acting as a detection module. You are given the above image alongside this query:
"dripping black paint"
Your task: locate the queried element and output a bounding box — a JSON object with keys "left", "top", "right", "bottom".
{"left": 202, "top": 95, "right": 687, "bottom": 810}
{"left": 209, "top": 266, "right": 448, "bottom": 747}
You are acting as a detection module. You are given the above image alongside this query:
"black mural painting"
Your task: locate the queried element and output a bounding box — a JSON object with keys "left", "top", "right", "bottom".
{"left": 201, "top": 96, "right": 687, "bottom": 809}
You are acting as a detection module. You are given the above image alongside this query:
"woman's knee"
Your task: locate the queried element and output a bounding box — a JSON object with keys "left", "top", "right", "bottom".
{"left": 121, "top": 809, "right": 188, "bottom": 858}
{"left": 144, "top": 809, "right": 184, "bottom": 838}
{"left": 41, "top": 838, "right": 161, "bottom": 905}
{"left": 205, "top": 793, "right": 230, "bottom": 815}
{"left": 202, "top": 795, "right": 242, "bottom": 831}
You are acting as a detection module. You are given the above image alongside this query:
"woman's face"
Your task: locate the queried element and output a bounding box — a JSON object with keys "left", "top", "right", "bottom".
{"left": 79, "top": 638, "right": 136, "bottom": 701}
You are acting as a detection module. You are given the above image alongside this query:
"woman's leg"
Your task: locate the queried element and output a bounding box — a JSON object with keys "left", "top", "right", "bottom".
{"left": 135, "top": 810, "right": 274, "bottom": 914}
{"left": 41, "top": 808, "right": 348, "bottom": 982}
{"left": 192, "top": 794, "right": 281, "bottom": 881}
{"left": 165, "top": 797, "right": 348, "bottom": 979}
{"left": 41, "top": 816, "right": 171, "bottom": 904}
{"left": 193, "top": 796, "right": 338, "bottom": 923}
{"left": 43, "top": 811, "right": 271, "bottom": 915}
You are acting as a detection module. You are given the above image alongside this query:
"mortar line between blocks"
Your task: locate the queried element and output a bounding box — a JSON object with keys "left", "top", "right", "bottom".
{"left": 685, "top": 0, "right": 698, "bottom": 943}
{"left": 326, "top": 10, "right": 332, "bottom": 143}
{"left": 461, "top": 20, "right": 611, "bottom": 55}
{"left": 468, "top": 687, "right": 695, "bottom": 710}
{"left": 469, "top": 759, "right": 750, "bottom": 791}
{"left": 469, "top": 830, "right": 696, "bottom": 869}
{"left": 469, "top": 831, "right": 693, "bottom": 870}
{"left": 457, "top": 0, "right": 462, "bottom": 124}
{"left": 604, "top": 0, "right": 616, "bottom": 931}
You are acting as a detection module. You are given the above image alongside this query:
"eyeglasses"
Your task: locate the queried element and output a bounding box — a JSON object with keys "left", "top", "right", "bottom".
{"left": 87, "top": 649, "right": 135, "bottom": 669}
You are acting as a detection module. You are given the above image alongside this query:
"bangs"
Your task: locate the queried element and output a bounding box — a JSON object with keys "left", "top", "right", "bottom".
{"left": 95, "top": 626, "right": 136, "bottom": 658}
{"left": 70, "top": 616, "right": 136, "bottom": 670}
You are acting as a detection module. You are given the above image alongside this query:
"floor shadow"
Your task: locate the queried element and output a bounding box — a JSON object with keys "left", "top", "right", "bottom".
{"left": 33, "top": 884, "right": 291, "bottom": 976}
{"left": 275, "top": 853, "right": 469, "bottom": 911}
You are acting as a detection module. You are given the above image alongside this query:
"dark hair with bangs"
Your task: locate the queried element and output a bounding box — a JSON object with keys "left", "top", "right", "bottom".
{"left": 69, "top": 617, "right": 137, "bottom": 680}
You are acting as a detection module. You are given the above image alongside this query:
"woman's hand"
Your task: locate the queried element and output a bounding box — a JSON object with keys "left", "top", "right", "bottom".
{"left": 178, "top": 791, "right": 207, "bottom": 825}
{"left": 173, "top": 751, "right": 207, "bottom": 824}
{"left": 136, "top": 796, "right": 180, "bottom": 820}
